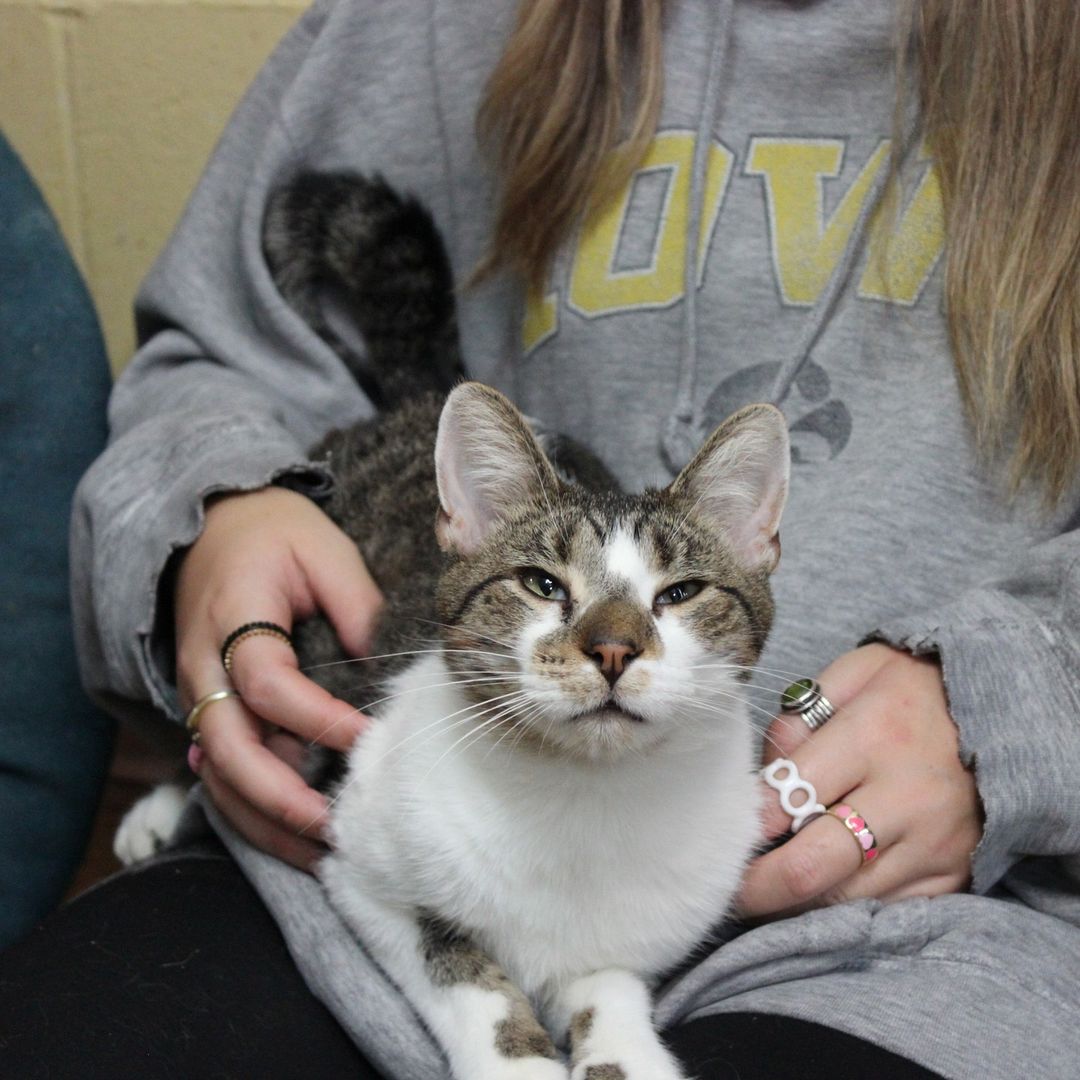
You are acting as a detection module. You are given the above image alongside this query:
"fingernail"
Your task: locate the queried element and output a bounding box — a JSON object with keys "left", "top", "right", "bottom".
{"left": 187, "top": 744, "right": 205, "bottom": 773}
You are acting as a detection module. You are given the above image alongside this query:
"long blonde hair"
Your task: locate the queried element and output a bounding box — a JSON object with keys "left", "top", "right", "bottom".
{"left": 478, "top": 0, "right": 1080, "bottom": 505}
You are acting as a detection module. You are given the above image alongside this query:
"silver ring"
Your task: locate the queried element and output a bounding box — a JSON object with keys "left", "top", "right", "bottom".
{"left": 780, "top": 677, "right": 835, "bottom": 732}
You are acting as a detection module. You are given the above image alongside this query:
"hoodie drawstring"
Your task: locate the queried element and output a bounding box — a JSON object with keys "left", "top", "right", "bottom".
{"left": 661, "top": 1, "right": 899, "bottom": 472}
{"left": 661, "top": 0, "right": 733, "bottom": 473}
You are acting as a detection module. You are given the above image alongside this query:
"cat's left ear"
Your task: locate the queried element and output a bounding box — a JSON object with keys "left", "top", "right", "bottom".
{"left": 669, "top": 404, "right": 790, "bottom": 573}
{"left": 434, "top": 382, "right": 559, "bottom": 555}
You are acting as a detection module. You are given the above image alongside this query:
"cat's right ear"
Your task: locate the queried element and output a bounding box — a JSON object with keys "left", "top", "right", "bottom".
{"left": 434, "top": 383, "right": 559, "bottom": 555}
{"left": 669, "top": 403, "right": 790, "bottom": 573}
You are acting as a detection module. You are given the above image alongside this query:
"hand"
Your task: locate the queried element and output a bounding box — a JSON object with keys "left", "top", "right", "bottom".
{"left": 176, "top": 487, "right": 383, "bottom": 871}
{"left": 737, "top": 643, "right": 982, "bottom": 918}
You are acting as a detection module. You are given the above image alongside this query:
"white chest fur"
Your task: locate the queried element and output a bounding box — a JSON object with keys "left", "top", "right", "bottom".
{"left": 323, "top": 654, "right": 759, "bottom": 1000}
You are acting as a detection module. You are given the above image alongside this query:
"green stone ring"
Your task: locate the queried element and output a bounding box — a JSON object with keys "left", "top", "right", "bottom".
{"left": 779, "top": 677, "right": 835, "bottom": 731}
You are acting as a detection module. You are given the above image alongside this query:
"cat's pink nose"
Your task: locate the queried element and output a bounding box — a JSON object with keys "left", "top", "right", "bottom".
{"left": 587, "top": 640, "right": 639, "bottom": 686}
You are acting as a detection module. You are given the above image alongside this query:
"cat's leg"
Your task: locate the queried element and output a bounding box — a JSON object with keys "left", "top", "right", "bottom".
{"left": 324, "top": 872, "right": 567, "bottom": 1080}
{"left": 113, "top": 781, "right": 189, "bottom": 865}
{"left": 551, "top": 969, "right": 687, "bottom": 1080}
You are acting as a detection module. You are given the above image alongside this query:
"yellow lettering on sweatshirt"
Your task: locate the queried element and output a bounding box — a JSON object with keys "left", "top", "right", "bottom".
{"left": 522, "top": 132, "right": 945, "bottom": 351}
{"left": 522, "top": 290, "right": 558, "bottom": 354}
{"left": 566, "top": 132, "right": 734, "bottom": 317}
{"left": 858, "top": 149, "right": 944, "bottom": 305}
{"left": 745, "top": 137, "right": 890, "bottom": 306}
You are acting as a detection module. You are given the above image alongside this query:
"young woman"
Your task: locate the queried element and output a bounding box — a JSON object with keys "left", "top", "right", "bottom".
{"left": 4, "top": 2, "right": 1078, "bottom": 1077}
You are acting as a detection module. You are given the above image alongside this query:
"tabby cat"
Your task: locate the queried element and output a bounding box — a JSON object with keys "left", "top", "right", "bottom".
{"left": 127, "top": 174, "right": 791, "bottom": 1079}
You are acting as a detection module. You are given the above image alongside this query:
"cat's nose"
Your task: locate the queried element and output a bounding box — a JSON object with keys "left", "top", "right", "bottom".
{"left": 586, "top": 640, "right": 639, "bottom": 686}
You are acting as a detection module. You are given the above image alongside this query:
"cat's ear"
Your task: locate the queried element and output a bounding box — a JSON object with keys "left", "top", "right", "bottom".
{"left": 434, "top": 382, "right": 559, "bottom": 554}
{"left": 669, "top": 404, "right": 790, "bottom": 572}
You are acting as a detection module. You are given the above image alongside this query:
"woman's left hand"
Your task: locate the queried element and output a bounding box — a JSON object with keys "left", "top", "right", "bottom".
{"left": 736, "top": 643, "right": 983, "bottom": 918}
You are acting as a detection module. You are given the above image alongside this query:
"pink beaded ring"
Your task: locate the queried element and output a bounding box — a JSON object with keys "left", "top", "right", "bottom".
{"left": 828, "top": 803, "right": 879, "bottom": 865}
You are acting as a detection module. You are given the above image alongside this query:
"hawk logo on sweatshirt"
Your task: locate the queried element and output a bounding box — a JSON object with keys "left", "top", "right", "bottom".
{"left": 523, "top": 132, "right": 944, "bottom": 353}
{"left": 702, "top": 360, "right": 851, "bottom": 463}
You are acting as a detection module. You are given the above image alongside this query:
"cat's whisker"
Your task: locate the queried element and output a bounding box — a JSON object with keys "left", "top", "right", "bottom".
{"left": 661, "top": 682, "right": 790, "bottom": 727}
{"left": 685, "top": 661, "right": 826, "bottom": 684}
{"left": 308, "top": 669, "right": 521, "bottom": 705}
{"left": 664, "top": 686, "right": 775, "bottom": 725}
{"left": 320, "top": 691, "right": 533, "bottom": 816}
{"left": 484, "top": 700, "right": 549, "bottom": 760}
{"left": 373, "top": 692, "right": 531, "bottom": 772}
{"left": 420, "top": 697, "right": 538, "bottom": 780}
{"left": 307, "top": 676, "right": 523, "bottom": 745}
{"left": 406, "top": 617, "right": 517, "bottom": 652}
{"left": 666, "top": 693, "right": 786, "bottom": 754}
{"left": 301, "top": 646, "right": 515, "bottom": 675}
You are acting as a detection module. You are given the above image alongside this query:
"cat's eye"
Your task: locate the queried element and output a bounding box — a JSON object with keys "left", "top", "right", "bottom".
{"left": 520, "top": 568, "right": 569, "bottom": 602}
{"left": 655, "top": 580, "right": 704, "bottom": 606}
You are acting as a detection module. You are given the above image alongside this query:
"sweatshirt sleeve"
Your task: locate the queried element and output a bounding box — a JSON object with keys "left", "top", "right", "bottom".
{"left": 866, "top": 528, "right": 1080, "bottom": 894}
{"left": 70, "top": 0, "right": 375, "bottom": 726}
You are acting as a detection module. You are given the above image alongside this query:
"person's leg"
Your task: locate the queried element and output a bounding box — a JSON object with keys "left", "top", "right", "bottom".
{"left": 0, "top": 842, "right": 385, "bottom": 1079}
{"left": 668, "top": 1010, "right": 943, "bottom": 1079}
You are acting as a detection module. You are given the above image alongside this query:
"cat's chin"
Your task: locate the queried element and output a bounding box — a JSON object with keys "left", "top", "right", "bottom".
{"left": 535, "top": 702, "right": 668, "bottom": 763}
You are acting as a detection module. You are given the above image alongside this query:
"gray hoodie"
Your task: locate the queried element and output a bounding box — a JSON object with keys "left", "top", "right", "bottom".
{"left": 73, "top": 1, "right": 1080, "bottom": 1076}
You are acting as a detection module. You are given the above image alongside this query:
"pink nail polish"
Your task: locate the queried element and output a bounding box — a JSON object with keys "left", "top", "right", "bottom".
{"left": 187, "top": 744, "right": 204, "bottom": 773}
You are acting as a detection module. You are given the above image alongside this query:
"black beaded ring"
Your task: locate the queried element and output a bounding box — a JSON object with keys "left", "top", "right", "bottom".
{"left": 220, "top": 620, "right": 293, "bottom": 675}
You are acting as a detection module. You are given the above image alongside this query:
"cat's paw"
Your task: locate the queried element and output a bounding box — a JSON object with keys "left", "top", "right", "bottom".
{"left": 113, "top": 783, "right": 188, "bottom": 866}
{"left": 571, "top": 1046, "right": 686, "bottom": 1080}
{"left": 473, "top": 1059, "right": 568, "bottom": 1080}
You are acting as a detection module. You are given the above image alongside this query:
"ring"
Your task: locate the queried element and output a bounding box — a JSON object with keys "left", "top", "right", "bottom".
{"left": 184, "top": 689, "right": 239, "bottom": 744}
{"left": 220, "top": 621, "right": 293, "bottom": 675}
{"left": 760, "top": 758, "right": 826, "bottom": 833}
{"left": 780, "top": 677, "right": 836, "bottom": 732}
{"left": 828, "top": 803, "right": 879, "bottom": 864}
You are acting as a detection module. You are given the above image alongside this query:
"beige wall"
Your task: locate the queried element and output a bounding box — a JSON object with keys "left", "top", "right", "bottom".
{"left": 1, "top": 0, "right": 306, "bottom": 372}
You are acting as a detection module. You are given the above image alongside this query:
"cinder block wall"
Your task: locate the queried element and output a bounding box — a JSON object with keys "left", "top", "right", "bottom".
{"left": 1, "top": 0, "right": 306, "bottom": 373}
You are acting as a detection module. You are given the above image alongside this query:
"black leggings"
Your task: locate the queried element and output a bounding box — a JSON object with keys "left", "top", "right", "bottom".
{"left": 0, "top": 846, "right": 941, "bottom": 1079}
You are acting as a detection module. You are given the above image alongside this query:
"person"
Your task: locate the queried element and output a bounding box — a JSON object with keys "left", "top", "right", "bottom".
{"left": 2, "top": 1, "right": 1078, "bottom": 1077}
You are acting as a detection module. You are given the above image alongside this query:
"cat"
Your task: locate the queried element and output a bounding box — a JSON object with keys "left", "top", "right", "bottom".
{"left": 121, "top": 173, "right": 791, "bottom": 1079}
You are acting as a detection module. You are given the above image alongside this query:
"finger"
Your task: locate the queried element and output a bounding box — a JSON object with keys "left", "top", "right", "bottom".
{"left": 879, "top": 873, "right": 970, "bottom": 904}
{"left": 786, "top": 842, "right": 968, "bottom": 911}
{"left": 300, "top": 531, "right": 384, "bottom": 658}
{"left": 199, "top": 760, "right": 326, "bottom": 873}
{"left": 757, "top": 720, "right": 867, "bottom": 842}
{"left": 227, "top": 634, "right": 368, "bottom": 751}
{"left": 264, "top": 728, "right": 311, "bottom": 771}
{"left": 197, "top": 698, "right": 330, "bottom": 839}
{"left": 762, "top": 645, "right": 898, "bottom": 765}
{"left": 739, "top": 794, "right": 895, "bottom": 917}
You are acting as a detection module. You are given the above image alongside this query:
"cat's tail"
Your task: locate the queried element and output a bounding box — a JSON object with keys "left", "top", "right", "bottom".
{"left": 262, "top": 172, "right": 464, "bottom": 410}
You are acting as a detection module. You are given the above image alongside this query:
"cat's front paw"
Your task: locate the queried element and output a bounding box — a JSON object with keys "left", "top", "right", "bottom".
{"left": 476, "top": 1058, "right": 568, "bottom": 1080}
{"left": 570, "top": 1046, "right": 686, "bottom": 1080}
{"left": 113, "top": 783, "right": 187, "bottom": 866}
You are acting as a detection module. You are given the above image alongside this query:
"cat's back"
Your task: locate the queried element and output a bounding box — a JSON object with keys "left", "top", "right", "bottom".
{"left": 314, "top": 392, "right": 443, "bottom": 593}
{"left": 293, "top": 394, "right": 446, "bottom": 705}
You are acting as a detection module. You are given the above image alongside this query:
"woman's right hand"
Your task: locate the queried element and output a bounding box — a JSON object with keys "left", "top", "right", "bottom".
{"left": 175, "top": 486, "right": 383, "bottom": 871}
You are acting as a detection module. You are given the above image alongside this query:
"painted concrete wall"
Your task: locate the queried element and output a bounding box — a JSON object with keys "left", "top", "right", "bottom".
{"left": 1, "top": 0, "right": 306, "bottom": 372}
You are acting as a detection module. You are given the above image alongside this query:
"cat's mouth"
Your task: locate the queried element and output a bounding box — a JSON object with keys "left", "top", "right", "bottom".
{"left": 578, "top": 702, "right": 646, "bottom": 724}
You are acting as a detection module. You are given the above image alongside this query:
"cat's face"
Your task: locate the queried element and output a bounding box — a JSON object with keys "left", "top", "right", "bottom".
{"left": 431, "top": 384, "right": 790, "bottom": 763}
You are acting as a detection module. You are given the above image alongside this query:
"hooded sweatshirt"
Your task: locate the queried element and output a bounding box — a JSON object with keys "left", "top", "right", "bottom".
{"left": 72, "top": 1, "right": 1080, "bottom": 1076}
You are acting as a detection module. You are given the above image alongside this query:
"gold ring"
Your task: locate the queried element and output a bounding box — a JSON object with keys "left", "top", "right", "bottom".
{"left": 184, "top": 689, "right": 239, "bottom": 744}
